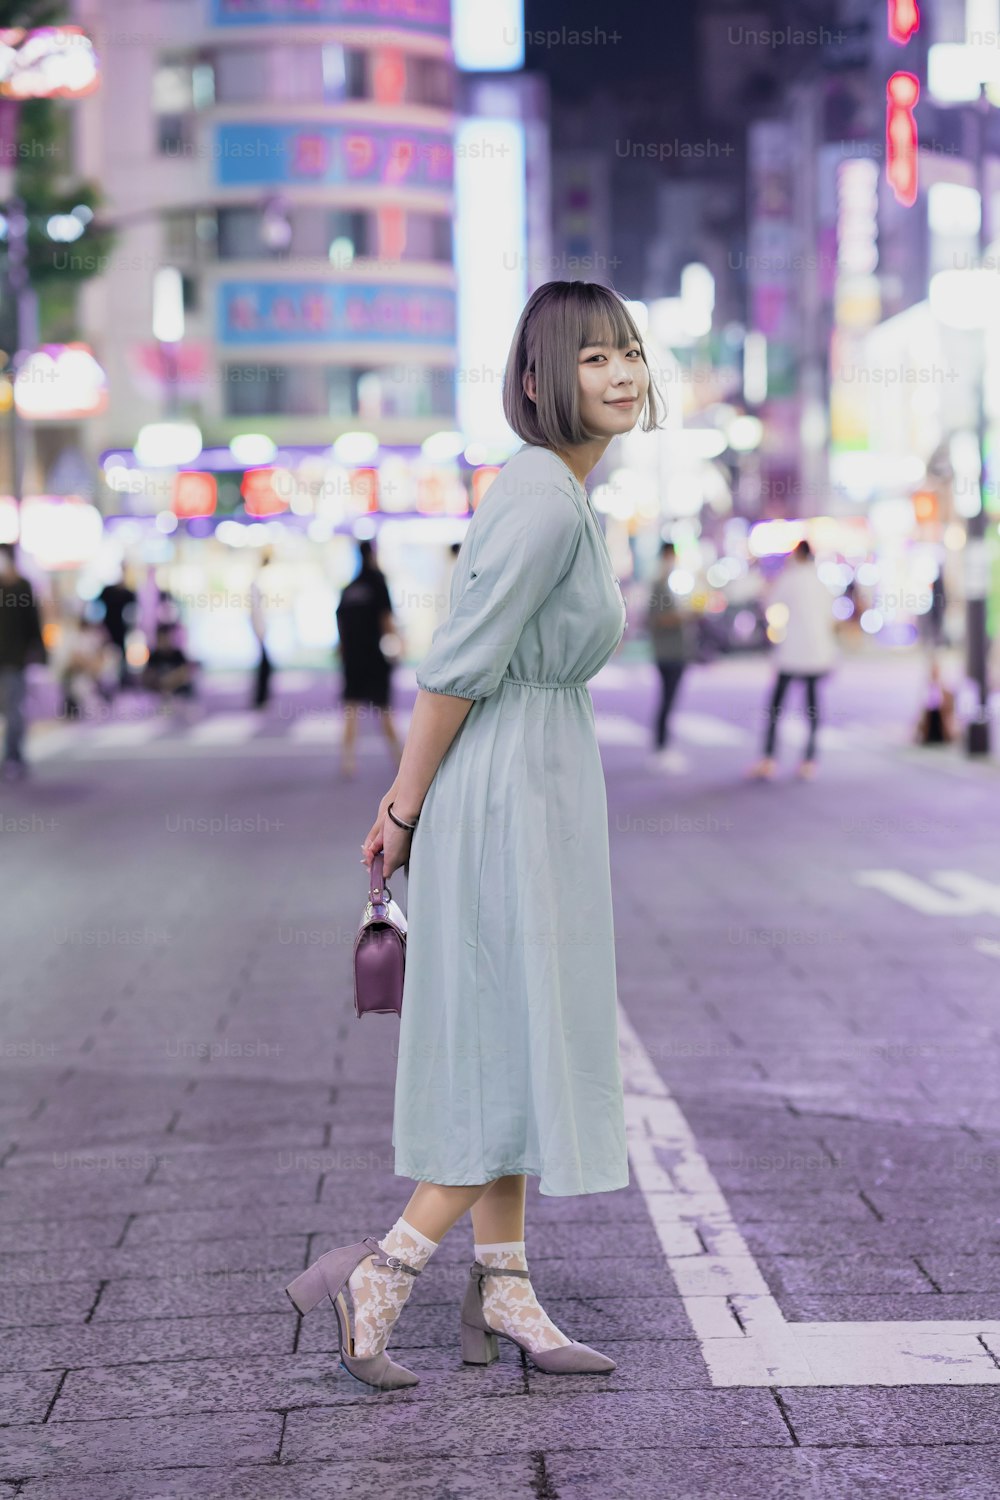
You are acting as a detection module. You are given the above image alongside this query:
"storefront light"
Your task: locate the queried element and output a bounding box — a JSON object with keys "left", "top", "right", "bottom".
{"left": 14, "top": 343, "right": 107, "bottom": 419}
{"left": 672, "top": 429, "right": 728, "bottom": 460}
{"left": 216, "top": 521, "right": 247, "bottom": 547}
{"left": 727, "top": 415, "right": 764, "bottom": 452}
{"left": 749, "top": 520, "right": 806, "bottom": 557}
{"left": 928, "top": 42, "right": 1000, "bottom": 103}
{"left": 928, "top": 182, "right": 981, "bottom": 237}
{"left": 930, "top": 268, "right": 1000, "bottom": 329}
{"left": 17, "top": 497, "right": 103, "bottom": 568}
{"left": 135, "top": 421, "right": 203, "bottom": 468}
{"left": 155, "top": 510, "right": 178, "bottom": 534}
{"left": 230, "top": 433, "right": 276, "bottom": 466}
{"left": 333, "top": 431, "right": 379, "bottom": 464}
{"left": 421, "top": 431, "right": 465, "bottom": 463}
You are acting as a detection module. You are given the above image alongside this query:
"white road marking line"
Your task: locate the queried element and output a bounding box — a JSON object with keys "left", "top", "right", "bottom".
{"left": 86, "top": 718, "right": 170, "bottom": 749}
{"left": 618, "top": 1004, "right": 1000, "bottom": 1385}
{"left": 673, "top": 712, "right": 749, "bottom": 747}
{"left": 855, "top": 869, "right": 1000, "bottom": 917}
{"left": 185, "top": 713, "right": 261, "bottom": 745}
{"left": 593, "top": 713, "right": 648, "bottom": 747}
{"left": 289, "top": 713, "right": 341, "bottom": 743}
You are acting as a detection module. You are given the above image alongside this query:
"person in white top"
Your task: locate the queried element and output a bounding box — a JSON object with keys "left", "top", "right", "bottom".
{"left": 749, "top": 539, "right": 837, "bottom": 780}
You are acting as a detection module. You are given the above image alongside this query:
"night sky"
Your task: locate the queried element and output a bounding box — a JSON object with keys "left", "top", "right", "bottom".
{"left": 522, "top": 0, "right": 696, "bottom": 96}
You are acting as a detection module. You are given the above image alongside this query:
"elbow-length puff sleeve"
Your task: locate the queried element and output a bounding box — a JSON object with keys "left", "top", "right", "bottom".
{"left": 415, "top": 484, "right": 584, "bottom": 700}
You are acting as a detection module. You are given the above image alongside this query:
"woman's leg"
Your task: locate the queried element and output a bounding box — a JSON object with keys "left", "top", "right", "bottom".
{"left": 468, "top": 1174, "right": 572, "bottom": 1352}
{"left": 403, "top": 1179, "right": 497, "bottom": 1242}
{"left": 340, "top": 702, "right": 360, "bottom": 773}
{"left": 803, "top": 674, "right": 820, "bottom": 762}
{"left": 347, "top": 1179, "right": 493, "bottom": 1357}
{"left": 763, "top": 672, "right": 791, "bottom": 757}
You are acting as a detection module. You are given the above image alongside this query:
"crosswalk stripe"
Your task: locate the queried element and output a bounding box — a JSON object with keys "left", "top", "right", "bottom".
{"left": 185, "top": 713, "right": 261, "bottom": 745}
{"left": 87, "top": 718, "right": 169, "bottom": 749}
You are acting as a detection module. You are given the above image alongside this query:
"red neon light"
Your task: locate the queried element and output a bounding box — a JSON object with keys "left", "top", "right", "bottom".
{"left": 886, "top": 72, "right": 919, "bottom": 207}
{"left": 888, "top": 0, "right": 920, "bottom": 45}
{"left": 373, "top": 49, "right": 406, "bottom": 106}
{"left": 241, "top": 468, "right": 288, "bottom": 517}
{"left": 172, "top": 471, "right": 216, "bottom": 519}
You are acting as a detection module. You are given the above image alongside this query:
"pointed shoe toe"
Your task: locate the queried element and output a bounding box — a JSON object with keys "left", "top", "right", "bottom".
{"left": 342, "top": 1349, "right": 419, "bottom": 1390}
{"left": 529, "top": 1341, "right": 616, "bottom": 1374}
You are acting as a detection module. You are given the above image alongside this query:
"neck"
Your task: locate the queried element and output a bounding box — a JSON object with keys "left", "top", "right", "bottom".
{"left": 552, "top": 437, "right": 611, "bottom": 488}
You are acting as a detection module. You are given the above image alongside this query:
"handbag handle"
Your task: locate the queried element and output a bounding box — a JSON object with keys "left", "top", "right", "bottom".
{"left": 369, "top": 849, "right": 389, "bottom": 907}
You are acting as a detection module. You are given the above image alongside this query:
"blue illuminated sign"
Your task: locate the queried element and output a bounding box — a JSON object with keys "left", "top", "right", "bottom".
{"left": 209, "top": 0, "right": 450, "bottom": 33}
{"left": 215, "top": 123, "right": 453, "bottom": 189}
{"left": 218, "top": 282, "right": 457, "bottom": 345}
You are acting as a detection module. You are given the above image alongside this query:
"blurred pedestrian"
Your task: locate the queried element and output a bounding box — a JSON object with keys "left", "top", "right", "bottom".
{"left": 647, "top": 540, "right": 695, "bottom": 770}
{"left": 56, "top": 611, "right": 113, "bottom": 720}
{"left": 915, "top": 656, "right": 956, "bottom": 745}
{"left": 144, "top": 623, "right": 198, "bottom": 717}
{"left": 0, "top": 543, "right": 46, "bottom": 779}
{"left": 250, "top": 549, "right": 274, "bottom": 710}
{"left": 335, "top": 537, "right": 402, "bottom": 776}
{"left": 98, "top": 569, "right": 137, "bottom": 689}
{"left": 749, "top": 539, "right": 837, "bottom": 781}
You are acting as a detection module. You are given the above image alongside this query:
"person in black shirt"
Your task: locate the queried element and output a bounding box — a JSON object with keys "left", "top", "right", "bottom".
{"left": 0, "top": 543, "right": 46, "bottom": 777}
{"left": 98, "top": 573, "right": 137, "bottom": 688}
{"left": 143, "top": 624, "right": 197, "bottom": 710}
{"left": 335, "top": 538, "right": 402, "bottom": 776}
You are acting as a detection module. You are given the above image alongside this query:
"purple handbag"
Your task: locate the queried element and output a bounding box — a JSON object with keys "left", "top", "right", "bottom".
{"left": 353, "top": 850, "right": 407, "bottom": 1017}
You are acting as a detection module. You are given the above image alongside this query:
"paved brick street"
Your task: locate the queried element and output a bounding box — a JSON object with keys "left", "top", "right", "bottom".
{"left": 2, "top": 654, "right": 1000, "bottom": 1497}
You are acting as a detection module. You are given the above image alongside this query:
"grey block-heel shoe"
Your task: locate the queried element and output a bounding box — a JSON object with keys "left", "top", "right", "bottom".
{"left": 460, "top": 1259, "right": 616, "bottom": 1373}
{"left": 284, "top": 1235, "right": 421, "bottom": 1390}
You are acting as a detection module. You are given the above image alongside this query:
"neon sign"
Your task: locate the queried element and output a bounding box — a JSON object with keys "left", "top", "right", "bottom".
{"left": 887, "top": 0, "right": 920, "bottom": 45}
{"left": 215, "top": 123, "right": 453, "bottom": 190}
{"left": 886, "top": 72, "right": 920, "bottom": 207}
{"left": 209, "top": 0, "right": 450, "bottom": 34}
{"left": 172, "top": 472, "right": 217, "bottom": 519}
{"left": 218, "top": 282, "right": 456, "bottom": 345}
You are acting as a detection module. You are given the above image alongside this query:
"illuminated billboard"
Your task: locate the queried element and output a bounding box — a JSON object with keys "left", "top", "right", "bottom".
{"left": 209, "top": 0, "right": 450, "bottom": 35}
{"left": 215, "top": 123, "right": 453, "bottom": 189}
{"left": 218, "top": 281, "right": 457, "bottom": 344}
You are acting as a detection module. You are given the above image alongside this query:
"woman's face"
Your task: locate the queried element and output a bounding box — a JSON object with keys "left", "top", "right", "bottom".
{"left": 576, "top": 335, "right": 649, "bottom": 438}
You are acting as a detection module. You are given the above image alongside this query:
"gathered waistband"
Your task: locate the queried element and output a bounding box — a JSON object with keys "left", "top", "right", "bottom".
{"left": 503, "top": 675, "right": 589, "bottom": 690}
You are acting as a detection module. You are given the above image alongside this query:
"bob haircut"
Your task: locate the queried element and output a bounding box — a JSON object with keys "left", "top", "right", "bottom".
{"left": 502, "top": 280, "right": 665, "bottom": 448}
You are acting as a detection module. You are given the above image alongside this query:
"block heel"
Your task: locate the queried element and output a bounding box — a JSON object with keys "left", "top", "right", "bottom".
{"left": 280, "top": 1236, "right": 423, "bottom": 1390}
{"left": 285, "top": 1259, "right": 330, "bottom": 1315}
{"left": 460, "top": 1259, "right": 616, "bottom": 1374}
{"left": 461, "top": 1319, "right": 499, "bottom": 1364}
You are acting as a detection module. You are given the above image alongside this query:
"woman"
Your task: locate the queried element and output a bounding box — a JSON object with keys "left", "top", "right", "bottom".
{"left": 335, "top": 537, "right": 402, "bottom": 775}
{"left": 285, "top": 282, "right": 663, "bottom": 1389}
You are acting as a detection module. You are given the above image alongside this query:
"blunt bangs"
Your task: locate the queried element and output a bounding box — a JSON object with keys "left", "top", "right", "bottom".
{"left": 502, "top": 280, "right": 665, "bottom": 448}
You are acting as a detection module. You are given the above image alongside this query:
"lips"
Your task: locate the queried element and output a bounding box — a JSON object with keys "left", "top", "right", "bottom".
{"left": 605, "top": 397, "right": 637, "bottom": 406}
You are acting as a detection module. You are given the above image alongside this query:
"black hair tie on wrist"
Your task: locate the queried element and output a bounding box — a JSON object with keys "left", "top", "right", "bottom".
{"left": 387, "top": 801, "right": 418, "bottom": 831}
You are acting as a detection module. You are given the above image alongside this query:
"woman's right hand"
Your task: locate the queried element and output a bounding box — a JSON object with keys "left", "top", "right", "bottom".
{"left": 361, "top": 783, "right": 398, "bottom": 871}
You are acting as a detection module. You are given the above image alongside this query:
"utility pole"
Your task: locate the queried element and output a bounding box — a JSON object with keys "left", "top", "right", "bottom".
{"left": 967, "top": 84, "right": 992, "bottom": 755}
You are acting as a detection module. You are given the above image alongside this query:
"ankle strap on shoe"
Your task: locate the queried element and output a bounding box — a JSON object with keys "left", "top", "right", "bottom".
{"left": 363, "top": 1235, "right": 421, "bottom": 1276}
{"left": 470, "top": 1259, "right": 530, "bottom": 1280}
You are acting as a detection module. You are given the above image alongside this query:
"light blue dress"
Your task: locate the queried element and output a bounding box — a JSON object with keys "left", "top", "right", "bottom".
{"left": 391, "top": 443, "right": 630, "bottom": 1196}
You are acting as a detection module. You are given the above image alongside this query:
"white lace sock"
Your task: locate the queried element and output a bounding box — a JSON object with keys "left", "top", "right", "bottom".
{"left": 346, "top": 1216, "right": 438, "bottom": 1358}
{"left": 474, "top": 1240, "right": 572, "bottom": 1353}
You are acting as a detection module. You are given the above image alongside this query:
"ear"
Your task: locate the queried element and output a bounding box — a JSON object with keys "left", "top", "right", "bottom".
{"left": 523, "top": 367, "right": 537, "bottom": 405}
